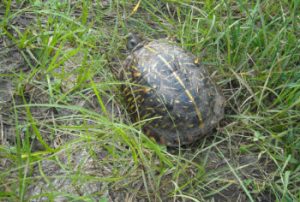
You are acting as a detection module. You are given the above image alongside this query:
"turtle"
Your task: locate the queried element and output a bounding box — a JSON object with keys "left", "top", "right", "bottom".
{"left": 120, "top": 33, "right": 225, "bottom": 146}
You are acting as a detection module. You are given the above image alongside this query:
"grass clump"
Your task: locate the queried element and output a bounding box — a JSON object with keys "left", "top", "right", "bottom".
{"left": 0, "top": 0, "right": 299, "bottom": 201}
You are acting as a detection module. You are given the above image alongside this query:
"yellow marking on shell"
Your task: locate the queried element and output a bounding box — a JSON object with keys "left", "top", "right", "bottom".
{"left": 162, "top": 56, "right": 203, "bottom": 125}
{"left": 145, "top": 45, "right": 157, "bottom": 53}
{"left": 145, "top": 45, "right": 204, "bottom": 128}
{"left": 194, "top": 58, "right": 200, "bottom": 64}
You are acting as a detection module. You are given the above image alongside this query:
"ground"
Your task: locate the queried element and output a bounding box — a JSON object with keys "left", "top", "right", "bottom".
{"left": 0, "top": 1, "right": 300, "bottom": 201}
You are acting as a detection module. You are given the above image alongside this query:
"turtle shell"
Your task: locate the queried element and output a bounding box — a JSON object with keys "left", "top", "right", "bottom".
{"left": 122, "top": 39, "right": 224, "bottom": 146}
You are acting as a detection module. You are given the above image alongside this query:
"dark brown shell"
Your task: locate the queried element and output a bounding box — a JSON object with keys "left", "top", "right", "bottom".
{"left": 122, "top": 39, "right": 224, "bottom": 146}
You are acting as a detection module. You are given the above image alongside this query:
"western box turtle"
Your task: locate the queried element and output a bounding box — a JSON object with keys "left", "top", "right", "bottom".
{"left": 120, "top": 34, "right": 225, "bottom": 146}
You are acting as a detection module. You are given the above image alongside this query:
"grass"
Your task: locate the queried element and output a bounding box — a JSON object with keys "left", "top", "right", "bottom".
{"left": 0, "top": 0, "right": 299, "bottom": 201}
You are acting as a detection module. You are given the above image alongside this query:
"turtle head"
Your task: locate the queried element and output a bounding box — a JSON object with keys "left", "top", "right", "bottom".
{"left": 126, "top": 33, "right": 141, "bottom": 51}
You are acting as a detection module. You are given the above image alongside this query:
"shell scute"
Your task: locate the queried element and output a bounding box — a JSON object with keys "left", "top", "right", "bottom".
{"left": 122, "top": 39, "right": 224, "bottom": 146}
